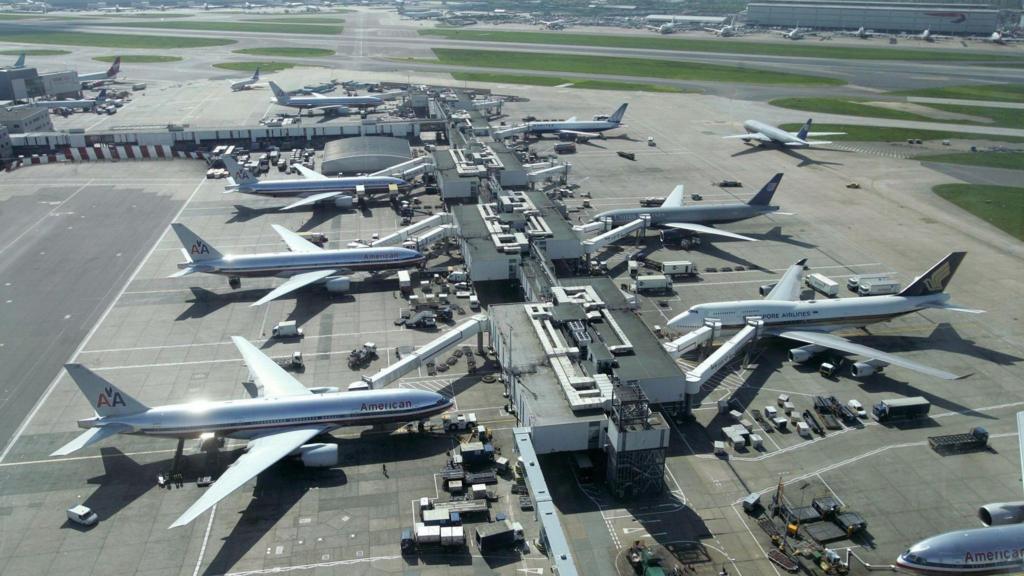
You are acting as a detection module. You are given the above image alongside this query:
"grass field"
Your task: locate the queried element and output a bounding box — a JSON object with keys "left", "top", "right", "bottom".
{"left": 2, "top": 30, "right": 235, "bottom": 48}
{"left": 892, "top": 84, "right": 1024, "bottom": 103}
{"left": 109, "top": 20, "right": 342, "bottom": 34}
{"left": 433, "top": 49, "right": 844, "bottom": 86}
{"left": 778, "top": 123, "right": 1024, "bottom": 143}
{"left": 93, "top": 54, "right": 182, "bottom": 63}
{"left": 233, "top": 47, "right": 335, "bottom": 57}
{"left": 933, "top": 184, "right": 1024, "bottom": 240}
{"left": 0, "top": 49, "right": 71, "bottom": 56}
{"left": 0, "top": 13, "right": 48, "bottom": 19}
{"left": 119, "top": 13, "right": 193, "bottom": 18}
{"left": 914, "top": 152, "right": 1024, "bottom": 171}
{"left": 927, "top": 103, "right": 1024, "bottom": 130}
{"left": 770, "top": 97, "right": 936, "bottom": 122}
{"left": 213, "top": 61, "right": 297, "bottom": 73}
{"left": 450, "top": 72, "right": 692, "bottom": 93}
{"left": 419, "top": 29, "right": 1024, "bottom": 64}
{"left": 240, "top": 16, "right": 345, "bottom": 24}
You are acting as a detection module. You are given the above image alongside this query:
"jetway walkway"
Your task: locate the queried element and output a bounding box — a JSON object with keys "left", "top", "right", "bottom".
{"left": 581, "top": 215, "right": 649, "bottom": 254}
{"left": 369, "top": 212, "right": 455, "bottom": 248}
{"left": 683, "top": 318, "right": 764, "bottom": 395}
{"left": 527, "top": 163, "right": 571, "bottom": 183}
{"left": 359, "top": 314, "right": 490, "bottom": 389}
{"left": 372, "top": 156, "right": 435, "bottom": 180}
{"left": 492, "top": 124, "right": 529, "bottom": 139}
{"left": 663, "top": 320, "right": 722, "bottom": 358}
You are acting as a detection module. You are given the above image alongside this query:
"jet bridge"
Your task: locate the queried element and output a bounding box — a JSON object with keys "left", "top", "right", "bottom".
{"left": 493, "top": 124, "right": 529, "bottom": 139}
{"left": 369, "top": 212, "right": 454, "bottom": 247}
{"left": 581, "top": 215, "right": 650, "bottom": 254}
{"left": 373, "top": 156, "right": 435, "bottom": 180}
{"left": 683, "top": 318, "right": 764, "bottom": 395}
{"left": 359, "top": 314, "right": 490, "bottom": 390}
{"left": 527, "top": 163, "right": 571, "bottom": 184}
{"left": 663, "top": 320, "right": 722, "bottom": 358}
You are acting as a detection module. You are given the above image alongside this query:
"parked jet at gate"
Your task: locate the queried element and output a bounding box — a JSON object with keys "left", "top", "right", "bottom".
{"left": 269, "top": 81, "right": 383, "bottom": 114}
{"left": 230, "top": 67, "right": 259, "bottom": 91}
{"left": 9, "top": 52, "right": 25, "bottom": 69}
{"left": 29, "top": 89, "right": 107, "bottom": 111}
{"left": 78, "top": 57, "right": 121, "bottom": 84}
{"left": 897, "top": 412, "right": 1024, "bottom": 574}
{"left": 493, "top": 103, "right": 628, "bottom": 141}
{"left": 170, "top": 223, "right": 425, "bottom": 306}
{"left": 668, "top": 252, "right": 981, "bottom": 380}
{"left": 51, "top": 337, "right": 454, "bottom": 528}
{"left": 222, "top": 156, "right": 407, "bottom": 210}
{"left": 589, "top": 173, "right": 785, "bottom": 242}
{"left": 724, "top": 119, "right": 845, "bottom": 147}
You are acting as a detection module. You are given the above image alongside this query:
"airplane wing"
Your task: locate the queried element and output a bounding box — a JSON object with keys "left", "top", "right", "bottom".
{"left": 805, "top": 132, "right": 846, "bottom": 137}
{"left": 565, "top": 116, "right": 577, "bottom": 122}
{"left": 775, "top": 330, "right": 966, "bottom": 380}
{"left": 1018, "top": 411, "right": 1024, "bottom": 494}
{"left": 662, "top": 222, "right": 757, "bottom": 242}
{"left": 723, "top": 132, "right": 771, "bottom": 141}
{"left": 168, "top": 425, "right": 327, "bottom": 528}
{"left": 557, "top": 129, "right": 597, "bottom": 140}
{"left": 311, "top": 91, "right": 327, "bottom": 98}
{"left": 786, "top": 140, "right": 830, "bottom": 146}
{"left": 660, "top": 185, "right": 685, "bottom": 208}
{"left": 272, "top": 224, "right": 323, "bottom": 253}
{"left": 281, "top": 191, "right": 346, "bottom": 211}
{"left": 765, "top": 258, "right": 807, "bottom": 301}
{"left": 51, "top": 423, "right": 131, "bottom": 456}
{"left": 293, "top": 165, "right": 328, "bottom": 180}
{"left": 231, "top": 336, "right": 311, "bottom": 397}
{"left": 252, "top": 269, "right": 337, "bottom": 307}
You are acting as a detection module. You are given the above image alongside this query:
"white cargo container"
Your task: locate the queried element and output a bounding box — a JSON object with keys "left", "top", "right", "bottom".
{"left": 847, "top": 274, "right": 890, "bottom": 291}
{"left": 805, "top": 273, "right": 839, "bottom": 297}
{"left": 441, "top": 525, "right": 466, "bottom": 547}
{"left": 634, "top": 275, "right": 672, "bottom": 293}
{"left": 398, "top": 270, "right": 412, "bottom": 292}
{"left": 797, "top": 422, "right": 811, "bottom": 437}
{"left": 858, "top": 281, "right": 901, "bottom": 296}
{"left": 661, "top": 260, "right": 697, "bottom": 276}
{"left": 414, "top": 522, "right": 441, "bottom": 544}
{"left": 764, "top": 406, "right": 778, "bottom": 419}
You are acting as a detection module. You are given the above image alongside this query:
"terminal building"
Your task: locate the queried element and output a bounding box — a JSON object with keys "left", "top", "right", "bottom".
{"left": 746, "top": 0, "right": 1002, "bottom": 33}
{"left": 0, "top": 66, "right": 80, "bottom": 101}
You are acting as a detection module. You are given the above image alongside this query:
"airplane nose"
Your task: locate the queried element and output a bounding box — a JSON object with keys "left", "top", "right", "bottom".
{"left": 667, "top": 311, "right": 691, "bottom": 327}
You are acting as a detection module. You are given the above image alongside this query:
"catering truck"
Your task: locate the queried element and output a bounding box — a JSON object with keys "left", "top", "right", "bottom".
{"left": 872, "top": 396, "right": 930, "bottom": 422}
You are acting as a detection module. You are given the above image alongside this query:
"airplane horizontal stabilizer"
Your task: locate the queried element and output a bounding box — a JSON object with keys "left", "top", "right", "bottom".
{"left": 662, "top": 222, "right": 757, "bottom": 242}
{"left": 777, "top": 330, "right": 966, "bottom": 380}
{"left": 51, "top": 424, "right": 130, "bottom": 457}
{"left": 168, "top": 267, "right": 196, "bottom": 278}
{"left": 251, "top": 269, "right": 336, "bottom": 307}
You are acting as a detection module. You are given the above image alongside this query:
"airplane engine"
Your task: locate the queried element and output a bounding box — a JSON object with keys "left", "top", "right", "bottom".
{"left": 788, "top": 344, "right": 825, "bottom": 364}
{"left": 334, "top": 195, "right": 354, "bottom": 209}
{"left": 325, "top": 277, "right": 351, "bottom": 293}
{"left": 978, "top": 501, "right": 1024, "bottom": 526}
{"left": 850, "top": 360, "right": 888, "bottom": 378}
{"left": 308, "top": 386, "right": 340, "bottom": 395}
{"left": 297, "top": 443, "right": 338, "bottom": 468}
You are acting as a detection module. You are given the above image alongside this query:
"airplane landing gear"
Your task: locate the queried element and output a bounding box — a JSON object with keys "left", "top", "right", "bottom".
{"left": 229, "top": 276, "right": 241, "bottom": 289}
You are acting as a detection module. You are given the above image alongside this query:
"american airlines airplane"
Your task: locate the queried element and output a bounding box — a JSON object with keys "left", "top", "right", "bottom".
{"left": 29, "top": 89, "right": 107, "bottom": 111}
{"left": 230, "top": 67, "right": 259, "bottom": 91}
{"left": 170, "top": 223, "right": 425, "bottom": 306}
{"left": 494, "top": 103, "right": 628, "bottom": 141}
{"left": 221, "top": 156, "right": 407, "bottom": 210}
{"left": 590, "top": 173, "right": 785, "bottom": 242}
{"left": 9, "top": 52, "right": 25, "bottom": 69}
{"left": 51, "top": 337, "right": 454, "bottom": 528}
{"left": 724, "top": 118, "right": 845, "bottom": 148}
{"left": 668, "top": 252, "right": 981, "bottom": 380}
{"left": 78, "top": 57, "right": 121, "bottom": 85}
{"left": 898, "top": 411, "right": 1024, "bottom": 574}
{"left": 269, "top": 81, "right": 383, "bottom": 114}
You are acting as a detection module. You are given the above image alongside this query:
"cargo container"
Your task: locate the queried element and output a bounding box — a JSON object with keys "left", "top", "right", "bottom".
{"left": 661, "top": 260, "right": 697, "bottom": 277}
{"left": 634, "top": 274, "right": 672, "bottom": 293}
{"left": 475, "top": 520, "right": 523, "bottom": 552}
{"left": 441, "top": 525, "right": 466, "bottom": 547}
{"left": 847, "top": 274, "right": 890, "bottom": 292}
{"left": 858, "top": 281, "right": 901, "bottom": 296}
{"left": 553, "top": 142, "right": 576, "bottom": 154}
{"left": 805, "top": 273, "right": 839, "bottom": 297}
{"left": 414, "top": 522, "right": 441, "bottom": 545}
{"left": 873, "top": 396, "right": 930, "bottom": 422}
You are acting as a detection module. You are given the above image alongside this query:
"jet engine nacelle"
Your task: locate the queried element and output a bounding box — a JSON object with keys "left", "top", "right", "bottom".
{"left": 297, "top": 443, "right": 338, "bottom": 468}
{"left": 334, "top": 195, "right": 354, "bottom": 209}
{"left": 788, "top": 344, "right": 825, "bottom": 364}
{"left": 979, "top": 501, "right": 1024, "bottom": 526}
{"left": 308, "top": 386, "right": 340, "bottom": 395}
{"left": 850, "top": 360, "right": 888, "bottom": 378}
{"left": 325, "top": 276, "right": 351, "bottom": 293}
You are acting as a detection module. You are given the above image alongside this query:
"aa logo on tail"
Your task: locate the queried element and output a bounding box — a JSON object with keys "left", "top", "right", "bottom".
{"left": 234, "top": 169, "right": 251, "bottom": 181}
{"left": 923, "top": 261, "right": 951, "bottom": 292}
{"left": 191, "top": 241, "right": 210, "bottom": 255}
{"left": 97, "top": 386, "right": 126, "bottom": 408}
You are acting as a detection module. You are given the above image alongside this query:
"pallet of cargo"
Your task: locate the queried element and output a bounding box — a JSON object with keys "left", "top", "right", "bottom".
{"left": 803, "top": 521, "right": 847, "bottom": 544}
{"left": 768, "top": 549, "right": 799, "bottom": 572}
{"left": 928, "top": 427, "right": 989, "bottom": 454}
{"left": 465, "top": 470, "right": 498, "bottom": 485}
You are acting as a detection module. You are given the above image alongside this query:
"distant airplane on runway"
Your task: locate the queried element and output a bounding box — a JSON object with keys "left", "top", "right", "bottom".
{"left": 724, "top": 118, "right": 845, "bottom": 148}
{"left": 230, "top": 67, "right": 259, "bottom": 91}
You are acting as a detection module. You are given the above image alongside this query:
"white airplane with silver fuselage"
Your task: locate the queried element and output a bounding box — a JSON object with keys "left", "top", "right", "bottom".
{"left": 78, "top": 57, "right": 121, "bottom": 85}
{"left": 269, "top": 80, "right": 383, "bottom": 114}
{"left": 222, "top": 156, "right": 407, "bottom": 210}
{"left": 725, "top": 118, "right": 845, "bottom": 147}
{"left": 898, "top": 411, "right": 1024, "bottom": 574}
{"left": 51, "top": 336, "right": 454, "bottom": 529}
{"left": 590, "top": 173, "right": 784, "bottom": 243}
{"left": 668, "top": 252, "right": 982, "bottom": 380}
{"left": 230, "top": 67, "right": 259, "bottom": 91}
{"left": 170, "top": 223, "right": 425, "bottom": 306}
{"left": 494, "top": 103, "right": 628, "bottom": 141}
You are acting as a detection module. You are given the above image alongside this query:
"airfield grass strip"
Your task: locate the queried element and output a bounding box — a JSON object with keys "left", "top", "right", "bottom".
{"left": 891, "top": 84, "right": 1024, "bottom": 103}
{"left": 0, "top": 49, "right": 70, "bottom": 56}
{"left": 233, "top": 47, "right": 335, "bottom": 57}
{"left": 419, "top": 29, "right": 1024, "bottom": 64}
{"left": 778, "top": 123, "right": 1024, "bottom": 143}
{"left": 914, "top": 152, "right": 1024, "bottom": 171}
{"left": 433, "top": 48, "right": 844, "bottom": 86}
{"left": 450, "top": 72, "right": 693, "bottom": 93}
{"left": 93, "top": 54, "right": 182, "bottom": 63}
{"left": 932, "top": 184, "right": 1024, "bottom": 240}
{"left": 107, "top": 20, "right": 342, "bottom": 34}
{"left": 1, "top": 30, "right": 235, "bottom": 49}
{"left": 772, "top": 97, "right": 1024, "bottom": 129}
{"left": 213, "top": 61, "right": 297, "bottom": 73}
{"left": 240, "top": 17, "right": 346, "bottom": 24}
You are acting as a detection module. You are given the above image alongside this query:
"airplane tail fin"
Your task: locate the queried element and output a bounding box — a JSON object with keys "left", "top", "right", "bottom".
{"left": 748, "top": 173, "right": 784, "bottom": 206}
{"left": 899, "top": 251, "right": 966, "bottom": 297}
{"left": 796, "top": 118, "right": 812, "bottom": 140}
{"left": 609, "top": 103, "right": 628, "bottom": 124}
{"left": 65, "top": 364, "right": 148, "bottom": 417}
{"left": 107, "top": 56, "right": 121, "bottom": 77}
{"left": 171, "top": 223, "right": 223, "bottom": 262}
{"left": 221, "top": 155, "right": 258, "bottom": 186}
{"left": 252, "top": 66, "right": 260, "bottom": 81}
{"left": 14, "top": 52, "right": 25, "bottom": 68}
{"left": 96, "top": 89, "right": 107, "bottom": 101}
{"left": 268, "top": 80, "right": 289, "bottom": 104}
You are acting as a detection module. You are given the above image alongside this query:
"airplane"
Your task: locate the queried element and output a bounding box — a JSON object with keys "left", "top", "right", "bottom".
{"left": 170, "top": 223, "right": 425, "bottom": 306}
{"left": 724, "top": 118, "right": 845, "bottom": 148}
{"left": 77, "top": 56, "right": 121, "bottom": 85}
{"left": 9, "top": 52, "right": 25, "bottom": 68}
{"left": 29, "top": 89, "right": 107, "bottom": 111}
{"left": 221, "top": 155, "right": 407, "bottom": 211}
{"left": 268, "top": 81, "right": 383, "bottom": 115}
{"left": 983, "top": 31, "right": 1021, "bottom": 45}
{"left": 589, "top": 173, "right": 785, "bottom": 243}
{"left": 539, "top": 19, "right": 566, "bottom": 30}
{"left": 704, "top": 24, "right": 737, "bottom": 37}
{"left": 897, "top": 412, "right": 1024, "bottom": 574}
{"left": 50, "top": 337, "right": 455, "bottom": 529}
{"left": 837, "top": 26, "right": 874, "bottom": 39}
{"left": 911, "top": 29, "right": 951, "bottom": 42}
{"left": 493, "top": 103, "right": 628, "bottom": 141}
{"left": 779, "top": 26, "right": 806, "bottom": 40}
{"left": 230, "top": 67, "right": 260, "bottom": 91}
{"left": 668, "top": 252, "right": 982, "bottom": 381}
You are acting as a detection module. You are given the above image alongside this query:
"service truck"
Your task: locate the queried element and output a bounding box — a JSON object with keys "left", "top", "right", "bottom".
{"left": 553, "top": 142, "right": 577, "bottom": 154}
{"left": 661, "top": 261, "right": 698, "bottom": 277}
{"left": 873, "top": 396, "right": 930, "bottom": 422}
{"left": 847, "top": 274, "right": 890, "bottom": 292}
{"left": 805, "top": 273, "right": 839, "bottom": 297}
{"left": 634, "top": 275, "right": 672, "bottom": 294}
{"left": 858, "top": 280, "right": 900, "bottom": 296}
{"left": 475, "top": 520, "right": 523, "bottom": 553}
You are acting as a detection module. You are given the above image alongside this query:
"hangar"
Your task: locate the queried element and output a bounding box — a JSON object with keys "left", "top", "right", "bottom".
{"left": 746, "top": 1, "right": 1000, "bottom": 34}
{"left": 320, "top": 135, "right": 411, "bottom": 175}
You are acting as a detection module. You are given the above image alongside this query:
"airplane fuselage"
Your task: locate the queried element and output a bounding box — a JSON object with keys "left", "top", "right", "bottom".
{"left": 898, "top": 525, "right": 1024, "bottom": 574}
{"left": 184, "top": 247, "right": 425, "bottom": 278}
{"left": 76, "top": 388, "right": 453, "bottom": 440}
{"left": 593, "top": 204, "right": 775, "bottom": 227}
{"left": 743, "top": 120, "right": 802, "bottom": 145}
{"left": 527, "top": 120, "right": 620, "bottom": 135}
{"left": 233, "top": 175, "right": 407, "bottom": 197}
{"left": 277, "top": 95, "right": 383, "bottom": 110}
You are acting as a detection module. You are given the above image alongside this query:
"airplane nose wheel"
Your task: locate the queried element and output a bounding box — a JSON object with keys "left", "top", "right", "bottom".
{"left": 229, "top": 277, "right": 241, "bottom": 289}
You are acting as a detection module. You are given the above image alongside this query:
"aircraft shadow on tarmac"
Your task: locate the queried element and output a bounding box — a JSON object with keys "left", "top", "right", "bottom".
{"left": 729, "top": 143, "right": 848, "bottom": 167}
{"left": 62, "top": 447, "right": 159, "bottom": 529}
{"left": 752, "top": 225, "right": 817, "bottom": 249}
